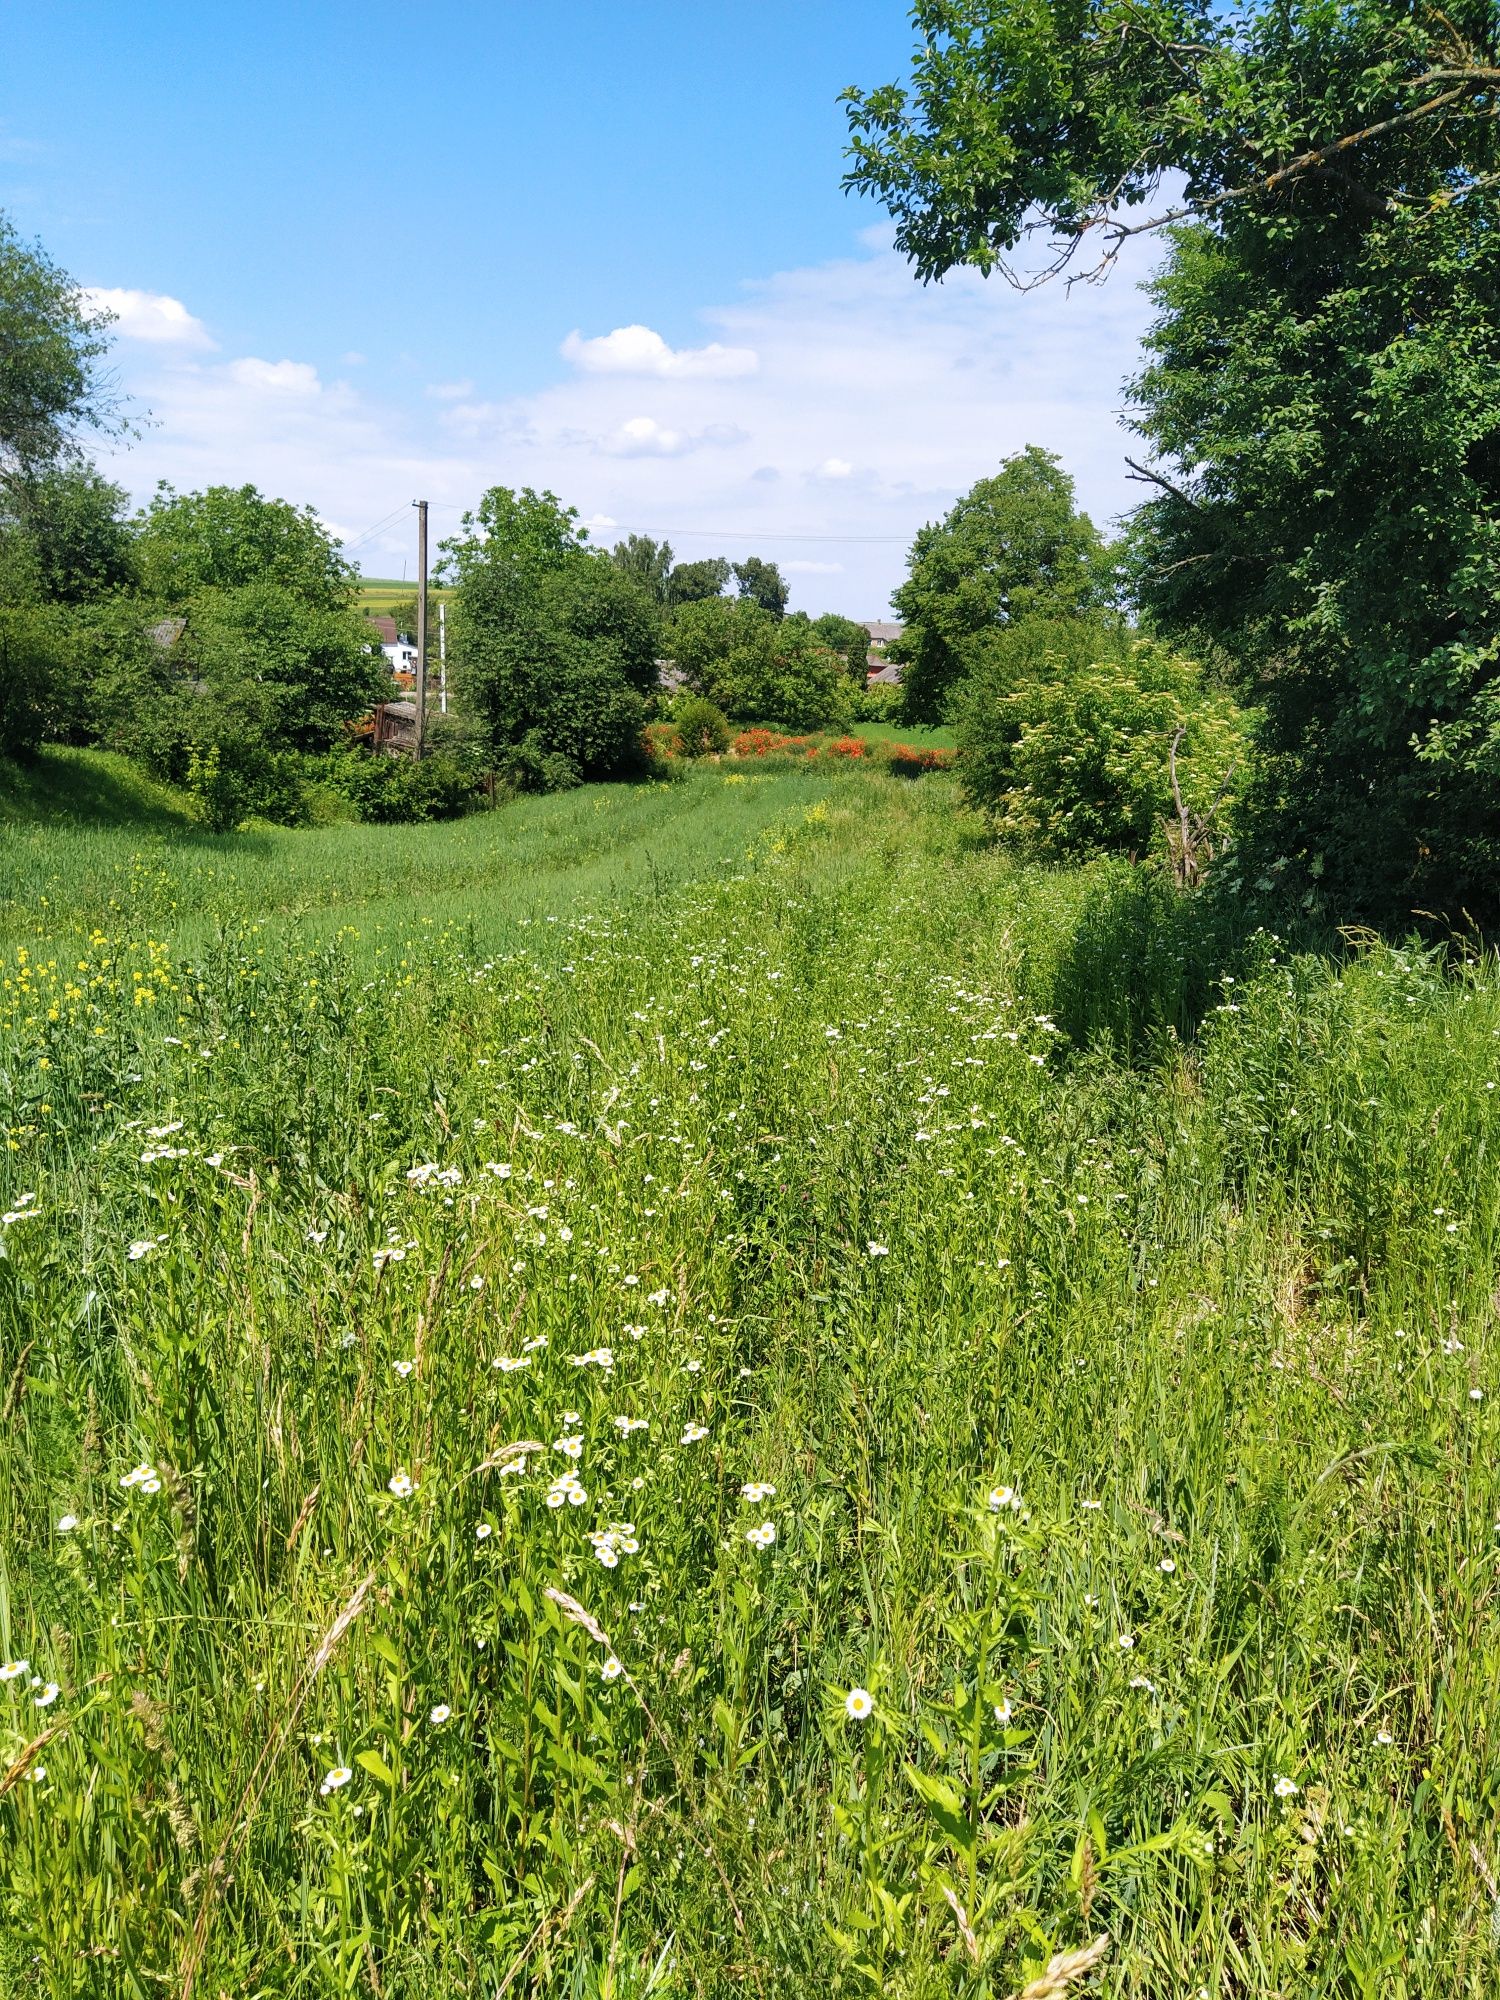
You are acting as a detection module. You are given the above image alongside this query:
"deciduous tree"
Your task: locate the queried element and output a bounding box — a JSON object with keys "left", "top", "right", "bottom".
{"left": 0, "top": 210, "right": 120, "bottom": 472}
{"left": 733, "top": 555, "right": 789, "bottom": 620}
{"left": 137, "top": 483, "right": 355, "bottom": 611}
{"left": 847, "top": 0, "right": 1500, "bottom": 915}
{"left": 891, "top": 447, "right": 1114, "bottom": 722}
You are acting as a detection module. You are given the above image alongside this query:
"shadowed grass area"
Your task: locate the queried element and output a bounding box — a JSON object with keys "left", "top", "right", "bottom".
{"left": 0, "top": 746, "right": 200, "bottom": 832}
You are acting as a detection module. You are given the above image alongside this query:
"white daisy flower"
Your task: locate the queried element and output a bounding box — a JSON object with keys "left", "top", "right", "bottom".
{"left": 844, "top": 1687, "right": 874, "bottom": 1720}
{"left": 320, "top": 1766, "right": 353, "bottom": 1796}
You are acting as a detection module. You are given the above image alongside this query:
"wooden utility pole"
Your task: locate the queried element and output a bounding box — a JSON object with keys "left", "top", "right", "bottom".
{"left": 414, "top": 498, "right": 429, "bottom": 759}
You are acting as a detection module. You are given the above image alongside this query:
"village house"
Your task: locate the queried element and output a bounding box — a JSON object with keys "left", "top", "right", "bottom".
{"left": 367, "top": 613, "right": 419, "bottom": 679}
{"left": 862, "top": 618, "right": 904, "bottom": 684}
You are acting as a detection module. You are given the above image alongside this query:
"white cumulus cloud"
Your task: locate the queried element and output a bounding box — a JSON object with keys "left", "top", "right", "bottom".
{"left": 562, "top": 324, "right": 758, "bottom": 380}
{"left": 226, "top": 357, "right": 321, "bottom": 395}
{"left": 597, "top": 415, "right": 745, "bottom": 458}
{"left": 82, "top": 287, "right": 216, "bottom": 350}
{"left": 92, "top": 228, "right": 1168, "bottom": 610}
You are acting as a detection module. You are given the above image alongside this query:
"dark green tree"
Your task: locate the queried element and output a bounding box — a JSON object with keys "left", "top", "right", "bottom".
{"left": 733, "top": 556, "right": 789, "bottom": 620}
{"left": 668, "top": 556, "right": 731, "bottom": 605}
{"left": 0, "top": 462, "right": 138, "bottom": 603}
{"left": 449, "top": 509, "right": 661, "bottom": 789}
{"left": 137, "top": 483, "right": 356, "bottom": 611}
{"left": 0, "top": 210, "right": 120, "bottom": 472}
{"left": 846, "top": 1, "right": 1500, "bottom": 915}
{"left": 184, "top": 583, "right": 389, "bottom": 752}
{"left": 890, "top": 447, "right": 1114, "bottom": 722}
{"left": 439, "top": 485, "right": 591, "bottom": 593}
{"left": 812, "top": 612, "right": 873, "bottom": 682}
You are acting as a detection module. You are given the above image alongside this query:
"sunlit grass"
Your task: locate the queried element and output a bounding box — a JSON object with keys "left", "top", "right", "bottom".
{"left": 1, "top": 765, "right": 1496, "bottom": 1996}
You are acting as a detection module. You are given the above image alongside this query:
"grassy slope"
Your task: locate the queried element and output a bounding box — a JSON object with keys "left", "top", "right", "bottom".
{"left": 0, "top": 745, "right": 199, "bottom": 833}
{"left": 0, "top": 752, "right": 838, "bottom": 961}
{"left": 2, "top": 767, "right": 1497, "bottom": 1995}
{"left": 849, "top": 719, "right": 956, "bottom": 749}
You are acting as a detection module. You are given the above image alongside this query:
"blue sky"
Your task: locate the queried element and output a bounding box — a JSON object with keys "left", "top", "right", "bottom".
{"left": 2, "top": 1, "right": 1163, "bottom": 613}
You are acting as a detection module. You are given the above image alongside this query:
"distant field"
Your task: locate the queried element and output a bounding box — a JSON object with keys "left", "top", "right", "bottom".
{"left": 356, "top": 577, "right": 452, "bottom": 617}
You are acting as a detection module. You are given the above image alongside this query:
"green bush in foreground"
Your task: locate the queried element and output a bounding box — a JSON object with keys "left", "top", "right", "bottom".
{"left": 0, "top": 770, "right": 1496, "bottom": 1995}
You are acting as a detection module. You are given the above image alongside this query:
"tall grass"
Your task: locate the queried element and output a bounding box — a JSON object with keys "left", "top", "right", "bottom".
{"left": 1, "top": 765, "right": 1496, "bottom": 1996}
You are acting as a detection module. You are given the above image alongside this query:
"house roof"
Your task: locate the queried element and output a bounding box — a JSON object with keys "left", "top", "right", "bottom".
{"left": 145, "top": 616, "right": 187, "bottom": 650}
{"left": 368, "top": 614, "right": 399, "bottom": 644}
{"left": 862, "top": 620, "right": 904, "bottom": 643}
{"left": 867, "top": 662, "right": 902, "bottom": 685}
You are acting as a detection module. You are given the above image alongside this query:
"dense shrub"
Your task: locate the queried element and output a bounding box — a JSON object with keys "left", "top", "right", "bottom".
{"left": 957, "top": 632, "right": 1251, "bottom": 856}
{"left": 333, "top": 750, "right": 479, "bottom": 823}
{"left": 884, "top": 742, "right": 955, "bottom": 777}
{"left": 850, "top": 679, "right": 902, "bottom": 723}
{"left": 668, "top": 599, "right": 852, "bottom": 731}
{"left": 670, "top": 694, "right": 732, "bottom": 757}
{"left": 731, "top": 728, "right": 862, "bottom": 761}
{"left": 0, "top": 604, "right": 71, "bottom": 755}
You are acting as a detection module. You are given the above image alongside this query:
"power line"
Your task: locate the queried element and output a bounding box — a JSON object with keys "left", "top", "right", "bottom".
{"left": 411, "top": 500, "right": 912, "bottom": 545}
{"left": 340, "top": 503, "right": 414, "bottom": 555}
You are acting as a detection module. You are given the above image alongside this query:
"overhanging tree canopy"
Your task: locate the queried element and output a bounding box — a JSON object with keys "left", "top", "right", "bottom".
{"left": 843, "top": 2, "right": 1500, "bottom": 288}
{"left": 848, "top": 2, "right": 1500, "bottom": 917}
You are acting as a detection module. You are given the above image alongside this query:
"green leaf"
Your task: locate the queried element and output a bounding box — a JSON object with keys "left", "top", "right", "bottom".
{"left": 904, "top": 1764, "right": 974, "bottom": 1856}
{"left": 356, "top": 1749, "right": 395, "bottom": 1789}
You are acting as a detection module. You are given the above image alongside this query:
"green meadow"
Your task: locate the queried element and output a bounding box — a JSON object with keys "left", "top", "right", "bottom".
{"left": 2, "top": 760, "right": 1498, "bottom": 1997}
